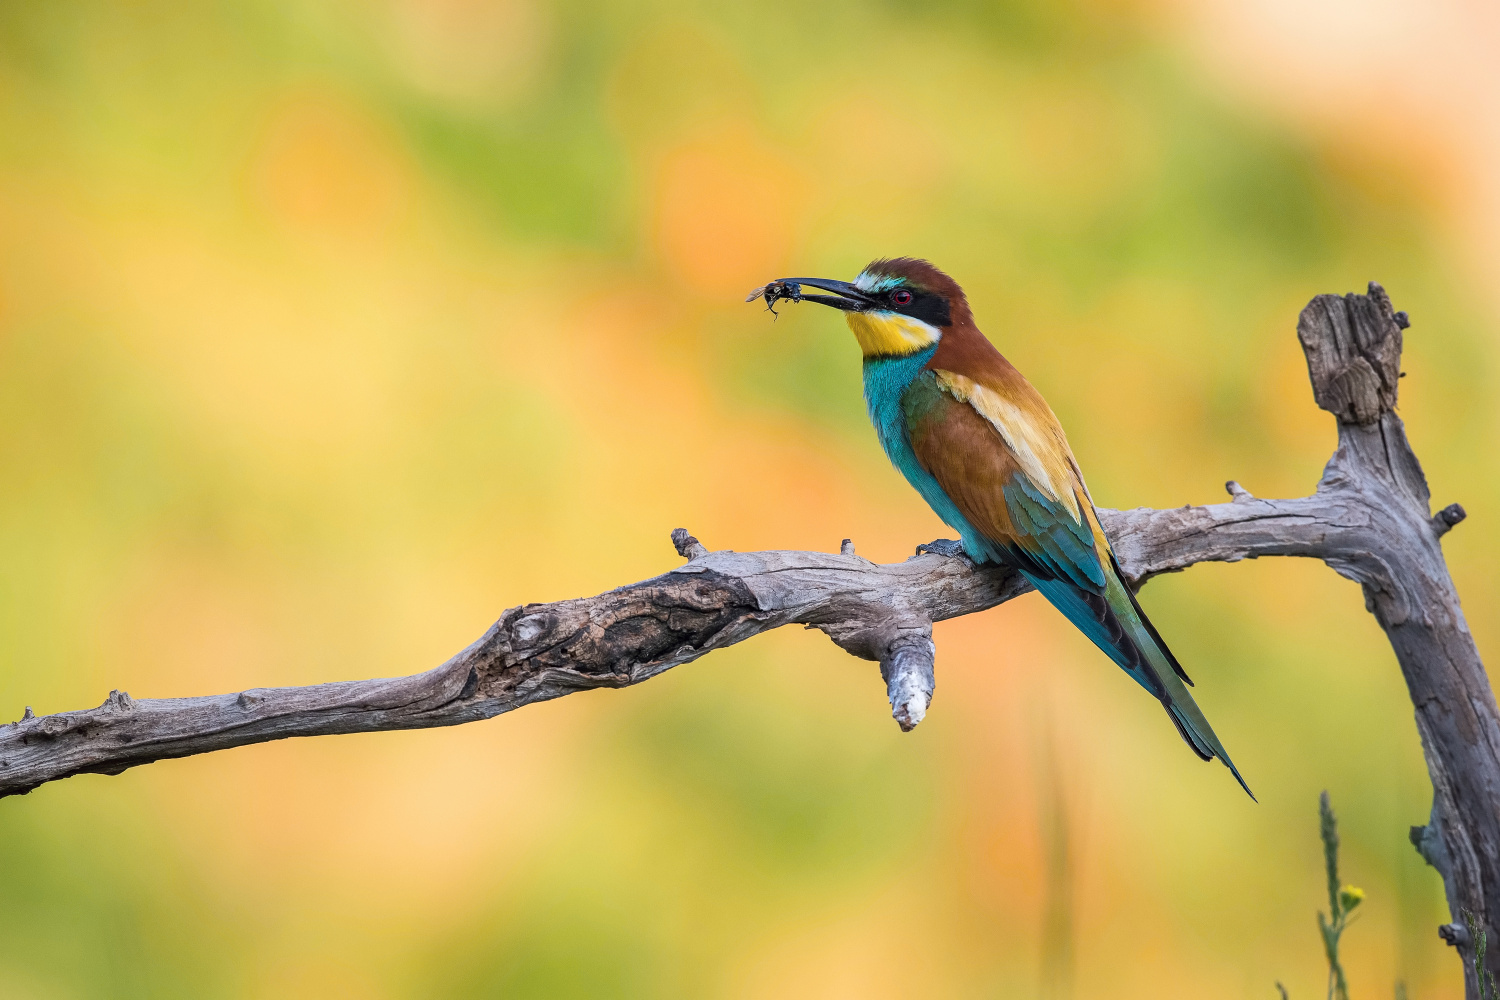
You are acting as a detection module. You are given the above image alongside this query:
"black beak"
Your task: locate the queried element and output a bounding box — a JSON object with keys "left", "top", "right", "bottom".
{"left": 746, "top": 277, "right": 874, "bottom": 313}
{"left": 786, "top": 277, "right": 874, "bottom": 311}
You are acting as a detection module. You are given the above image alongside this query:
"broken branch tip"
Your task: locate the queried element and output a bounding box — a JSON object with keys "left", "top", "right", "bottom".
{"left": 1225, "top": 480, "right": 1255, "bottom": 502}
{"left": 670, "top": 528, "right": 710, "bottom": 561}
{"left": 1432, "top": 503, "right": 1467, "bottom": 537}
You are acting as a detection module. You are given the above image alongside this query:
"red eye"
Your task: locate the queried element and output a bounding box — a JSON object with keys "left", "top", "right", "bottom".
{"left": 892, "top": 289, "right": 913, "bottom": 306}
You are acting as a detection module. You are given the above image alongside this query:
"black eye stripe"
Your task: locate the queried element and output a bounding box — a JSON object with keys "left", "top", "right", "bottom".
{"left": 888, "top": 288, "right": 950, "bottom": 327}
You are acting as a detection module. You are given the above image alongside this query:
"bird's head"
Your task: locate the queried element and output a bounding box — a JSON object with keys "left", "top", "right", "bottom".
{"left": 752, "top": 257, "right": 971, "bottom": 359}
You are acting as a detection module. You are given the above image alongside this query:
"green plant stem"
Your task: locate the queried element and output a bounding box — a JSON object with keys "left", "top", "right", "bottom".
{"left": 1319, "top": 792, "right": 1350, "bottom": 1000}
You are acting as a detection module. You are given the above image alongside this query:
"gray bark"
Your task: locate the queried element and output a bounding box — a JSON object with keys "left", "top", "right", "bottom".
{"left": 0, "top": 283, "right": 1491, "bottom": 994}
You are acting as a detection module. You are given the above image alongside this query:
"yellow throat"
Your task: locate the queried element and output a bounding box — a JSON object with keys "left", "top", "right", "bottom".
{"left": 845, "top": 310, "right": 942, "bottom": 358}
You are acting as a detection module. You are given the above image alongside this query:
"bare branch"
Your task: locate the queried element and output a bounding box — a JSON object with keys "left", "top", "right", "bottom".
{"left": 1, "top": 282, "right": 1495, "bottom": 996}
{"left": 0, "top": 543, "right": 1030, "bottom": 798}
{"left": 0, "top": 489, "right": 1407, "bottom": 801}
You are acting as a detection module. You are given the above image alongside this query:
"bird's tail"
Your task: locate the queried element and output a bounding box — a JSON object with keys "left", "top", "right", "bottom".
{"left": 1159, "top": 666, "right": 1255, "bottom": 801}
{"left": 1024, "top": 566, "right": 1254, "bottom": 800}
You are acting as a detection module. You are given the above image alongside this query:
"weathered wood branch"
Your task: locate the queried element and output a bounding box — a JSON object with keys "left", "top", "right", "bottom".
{"left": 0, "top": 283, "right": 1492, "bottom": 994}
{"left": 0, "top": 500, "right": 1376, "bottom": 800}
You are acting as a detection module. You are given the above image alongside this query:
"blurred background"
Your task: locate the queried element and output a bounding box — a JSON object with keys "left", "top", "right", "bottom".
{"left": 1, "top": 0, "right": 1497, "bottom": 996}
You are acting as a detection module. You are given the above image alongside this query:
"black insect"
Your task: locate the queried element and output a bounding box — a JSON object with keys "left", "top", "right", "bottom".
{"left": 744, "top": 280, "right": 802, "bottom": 318}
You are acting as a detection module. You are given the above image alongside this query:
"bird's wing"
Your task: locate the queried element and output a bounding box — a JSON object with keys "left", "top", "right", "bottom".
{"left": 903, "top": 369, "right": 1172, "bottom": 697}
{"left": 903, "top": 369, "right": 1105, "bottom": 592}
{"left": 902, "top": 369, "right": 1253, "bottom": 795}
{"left": 914, "top": 367, "right": 1195, "bottom": 685}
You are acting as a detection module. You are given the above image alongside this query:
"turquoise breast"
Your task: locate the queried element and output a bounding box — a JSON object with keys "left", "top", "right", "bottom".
{"left": 862, "top": 349, "right": 994, "bottom": 563}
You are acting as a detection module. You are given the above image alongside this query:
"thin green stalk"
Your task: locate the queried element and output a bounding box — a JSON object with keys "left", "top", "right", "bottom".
{"left": 1317, "top": 792, "right": 1361, "bottom": 1000}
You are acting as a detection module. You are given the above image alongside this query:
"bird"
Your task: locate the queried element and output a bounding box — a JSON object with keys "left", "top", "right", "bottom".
{"left": 749, "top": 257, "right": 1251, "bottom": 798}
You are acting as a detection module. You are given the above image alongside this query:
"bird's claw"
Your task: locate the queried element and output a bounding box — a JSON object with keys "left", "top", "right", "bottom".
{"left": 916, "top": 538, "right": 966, "bottom": 559}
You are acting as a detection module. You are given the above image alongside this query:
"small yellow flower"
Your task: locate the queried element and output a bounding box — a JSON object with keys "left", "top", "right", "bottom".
{"left": 1340, "top": 885, "right": 1365, "bottom": 912}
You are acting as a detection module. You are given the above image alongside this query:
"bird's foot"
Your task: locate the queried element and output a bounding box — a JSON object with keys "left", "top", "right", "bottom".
{"left": 916, "top": 538, "right": 966, "bottom": 559}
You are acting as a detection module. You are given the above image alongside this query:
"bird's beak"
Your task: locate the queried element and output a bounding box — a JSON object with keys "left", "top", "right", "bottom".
{"left": 748, "top": 277, "right": 875, "bottom": 312}
{"left": 787, "top": 278, "right": 874, "bottom": 311}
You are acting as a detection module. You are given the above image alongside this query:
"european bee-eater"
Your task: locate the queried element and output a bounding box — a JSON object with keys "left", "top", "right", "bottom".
{"left": 751, "top": 258, "right": 1251, "bottom": 797}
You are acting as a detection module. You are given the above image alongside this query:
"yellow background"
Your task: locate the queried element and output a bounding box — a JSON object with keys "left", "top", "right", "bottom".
{"left": 1, "top": 1, "right": 1496, "bottom": 997}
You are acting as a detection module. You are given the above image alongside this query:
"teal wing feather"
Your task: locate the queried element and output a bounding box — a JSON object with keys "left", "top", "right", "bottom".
{"left": 1002, "top": 474, "right": 1106, "bottom": 591}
